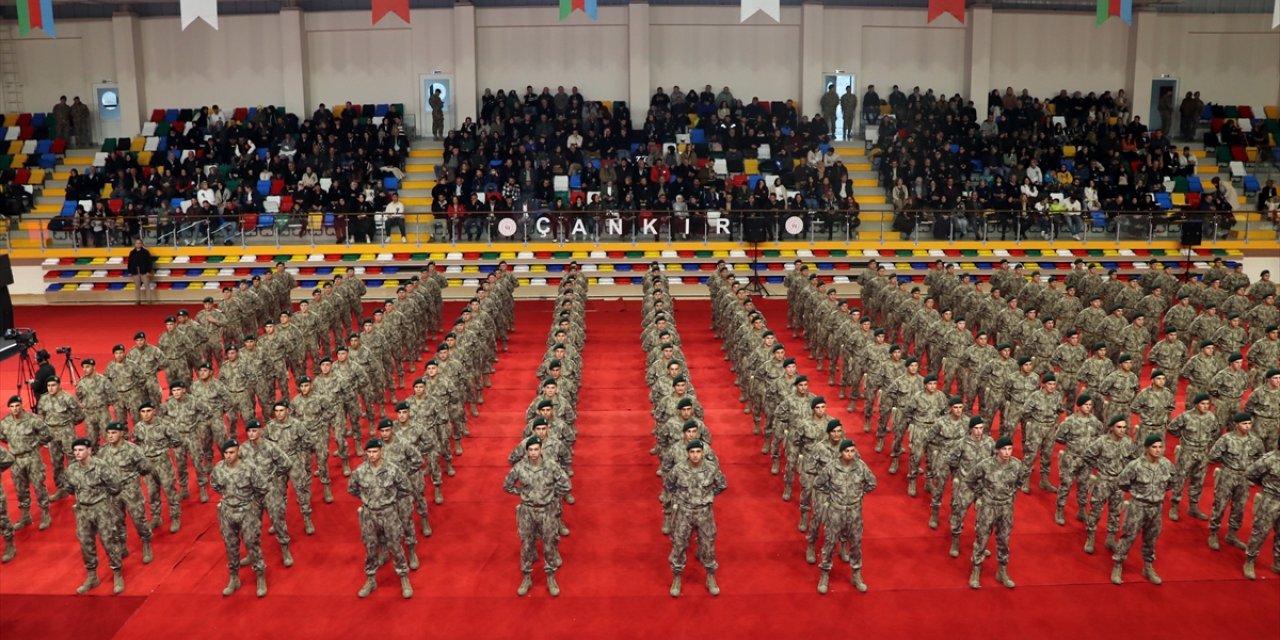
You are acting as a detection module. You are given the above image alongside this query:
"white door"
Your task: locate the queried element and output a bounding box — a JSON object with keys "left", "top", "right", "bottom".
{"left": 93, "top": 84, "right": 121, "bottom": 141}
{"left": 822, "top": 73, "right": 856, "bottom": 141}
{"left": 420, "top": 74, "right": 453, "bottom": 139}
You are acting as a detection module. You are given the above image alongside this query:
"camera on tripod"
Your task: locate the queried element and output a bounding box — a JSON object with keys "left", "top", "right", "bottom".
{"left": 2, "top": 328, "right": 38, "bottom": 350}
{"left": 56, "top": 346, "right": 72, "bottom": 356}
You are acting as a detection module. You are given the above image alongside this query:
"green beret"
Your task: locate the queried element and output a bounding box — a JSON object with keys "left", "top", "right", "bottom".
{"left": 1151, "top": 370, "right": 1166, "bottom": 380}
{"left": 548, "top": 359, "right": 562, "bottom": 369}
{"left": 1117, "top": 354, "right": 1132, "bottom": 363}
{"left": 1190, "top": 393, "right": 1210, "bottom": 405}
{"left": 1266, "top": 369, "right": 1280, "bottom": 379}
{"left": 968, "top": 416, "right": 985, "bottom": 428}
{"left": 682, "top": 419, "right": 701, "bottom": 432}
{"left": 1233, "top": 412, "right": 1253, "bottom": 424}
{"left": 997, "top": 343, "right": 1013, "bottom": 351}
{"left": 923, "top": 374, "right": 938, "bottom": 383}
{"left": 1227, "top": 312, "right": 1240, "bottom": 320}
{"left": 245, "top": 419, "right": 262, "bottom": 431}
{"left": 72, "top": 437, "right": 93, "bottom": 448}
{"left": 244, "top": 335, "right": 258, "bottom": 342}
{"left": 113, "top": 344, "right": 126, "bottom": 352}
{"left": 948, "top": 395, "right": 963, "bottom": 406}
{"left": 677, "top": 398, "right": 694, "bottom": 409}
{"left": 1131, "top": 312, "right": 1144, "bottom": 320}
{"left": 318, "top": 356, "right": 331, "bottom": 363}
{"left": 203, "top": 296, "right": 215, "bottom": 303}
{"left": 538, "top": 399, "right": 554, "bottom": 410}
{"left": 377, "top": 418, "right": 394, "bottom": 429}
{"left": 220, "top": 438, "right": 240, "bottom": 453}
{"left": 1143, "top": 435, "right": 1162, "bottom": 448}
{"left": 531, "top": 417, "right": 549, "bottom": 428}
{"left": 297, "top": 375, "right": 311, "bottom": 383}
{"left": 685, "top": 439, "right": 705, "bottom": 451}
{"left": 1076, "top": 394, "right": 1093, "bottom": 407}
{"left": 134, "top": 331, "right": 147, "bottom": 339}
{"left": 138, "top": 402, "right": 155, "bottom": 411}
{"left": 225, "top": 344, "right": 239, "bottom": 353}
{"left": 888, "top": 344, "right": 902, "bottom": 353}
{"left": 783, "top": 357, "right": 797, "bottom": 367}
{"left": 904, "top": 357, "right": 919, "bottom": 366}
{"left": 542, "top": 378, "right": 558, "bottom": 387}
{"left": 672, "top": 375, "right": 688, "bottom": 385}
{"left": 1200, "top": 340, "right": 1215, "bottom": 349}
{"left": 169, "top": 381, "right": 186, "bottom": 390}
{"left": 826, "top": 418, "right": 843, "bottom": 433}
{"left": 873, "top": 329, "right": 886, "bottom": 336}
{"left": 164, "top": 316, "right": 175, "bottom": 323}
{"left": 336, "top": 346, "right": 348, "bottom": 353}
{"left": 1228, "top": 353, "right": 1242, "bottom": 363}
{"left": 1041, "top": 373, "right": 1056, "bottom": 383}
{"left": 105, "top": 422, "right": 126, "bottom": 432}
{"left": 793, "top": 375, "right": 809, "bottom": 385}
{"left": 839, "top": 439, "right": 857, "bottom": 452}
{"left": 412, "top": 378, "right": 425, "bottom": 386}
{"left": 1163, "top": 328, "right": 1178, "bottom": 335}
{"left": 1016, "top": 356, "right": 1032, "bottom": 366}
{"left": 995, "top": 436, "right": 1014, "bottom": 449}
{"left": 364, "top": 438, "right": 384, "bottom": 450}
{"left": 771, "top": 344, "right": 785, "bottom": 353}
{"left": 810, "top": 396, "right": 827, "bottom": 409}
{"left": 1092, "top": 342, "right": 1108, "bottom": 351}
{"left": 1267, "top": 325, "right": 1279, "bottom": 333}
{"left": 395, "top": 401, "right": 410, "bottom": 412}
{"left": 1108, "top": 415, "right": 1127, "bottom": 427}
{"left": 273, "top": 399, "right": 289, "bottom": 409}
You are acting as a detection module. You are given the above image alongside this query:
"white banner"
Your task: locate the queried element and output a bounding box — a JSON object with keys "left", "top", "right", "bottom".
{"left": 740, "top": 0, "right": 780, "bottom": 23}
{"left": 1273, "top": 0, "right": 1279, "bottom": 29}
{"left": 181, "top": 0, "right": 219, "bottom": 31}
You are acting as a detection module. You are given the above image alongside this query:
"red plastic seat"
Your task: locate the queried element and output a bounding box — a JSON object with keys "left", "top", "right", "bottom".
{"left": 150, "top": 109, "right": 166, "bottom": 123}
{"left": 270, "top": 179, "right": 285, "bottom": 195}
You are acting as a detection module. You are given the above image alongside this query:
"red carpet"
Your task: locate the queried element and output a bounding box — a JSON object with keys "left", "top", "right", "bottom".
{"left": 0, "top": 299, "right": 1275, "bottom": 639}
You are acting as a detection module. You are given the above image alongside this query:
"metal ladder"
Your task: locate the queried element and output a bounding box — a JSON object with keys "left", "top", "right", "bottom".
{"left": 0, "top": 25, "right": 23, "bottom": 113}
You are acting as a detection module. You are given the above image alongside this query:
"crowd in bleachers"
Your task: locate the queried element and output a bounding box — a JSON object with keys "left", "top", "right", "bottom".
{"left": 867, "top": 85, "right": 1278, "bottom": 241}
{"left": 57, "top": 102, "right": 411, "bottom": 246}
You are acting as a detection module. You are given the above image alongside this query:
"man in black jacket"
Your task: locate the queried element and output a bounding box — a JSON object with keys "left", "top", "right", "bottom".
{"left": 127, "top": 238, "right": 155, "bottom": 305}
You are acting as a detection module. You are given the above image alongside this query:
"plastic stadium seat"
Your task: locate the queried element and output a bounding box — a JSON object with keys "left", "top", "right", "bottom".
{"left": 60, "top": 201, "right": 78, "bottom": 216}
{"left": 1230, "top": 147, "right": 1247, "bottom": 162}
{"left": 1187, "top": 192, "right": 1201, "bottom": 207}
{"left": 1187, "top": 177, "right": 1203, "bottom": 193}
{"left": 150, "top": 109, "right": 166, "bottom": 123}
{"left": 1243, "top": 175, "right": 1260, "bottom": 194}
{"left": 1229, "top": 161, "right": 1246, "bottom": 179}
{"left": 1224, "top": 106, "right": 1239, "bottom": 119}
{"left": 165, "top": 109, "right": 180, "bottom": 122}
{"left": 270, "top": 179, "right": 285, "bottom": 195}
{"left": 256, "top": 179, "right": 271, "bottom": 195}
{"left": 232, "top": 107, "right": 249, "bottom": 121}
{"left": 382, "top": 177, "right": 399, "bottom": 190}
{"left": 1216, "top": 146, "right": 1232, "bottom": 163}
{"left": 38, "top": 153, "right": 56, "bottom": 169}
{"left": 50, "top": 139, "right": 66, "bottom": 154}
{"left": 15, "top": 113, "right": 31, "bottom": 126}
{"left": 1211, "top": 118, "right": 1224, "bottom": 133}
{"left": 35, "top": 139, "right": 51, "bottom": 154}
{"left": 280, "top": 196, "right": 294, "bottom": 213}
{"left": 1154, "top": 193, "right": 1173, "bottom": 209}
{"left": 375, "top": 104, "right": 389, "bottom": 117}
{"left": 1265, "top": 106, "right": 1280, "bottom": 119}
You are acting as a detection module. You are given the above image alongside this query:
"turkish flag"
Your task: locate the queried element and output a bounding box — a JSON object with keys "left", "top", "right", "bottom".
{"left": 927, "top": 0, "right": 965, "bottom": 24}
{"left": 372, "top": 0, "right": 410, "bottom": 25}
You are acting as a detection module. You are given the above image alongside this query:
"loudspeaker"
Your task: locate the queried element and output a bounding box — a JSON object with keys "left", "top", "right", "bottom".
{"left": 0, "top": 254, "right": 11, "bottom": 286}
{"left": 1180, "top": 220, "right": 1203, "bottom": 246}
{"left": 744, "top": 218, "right": 767, "bottom": 244}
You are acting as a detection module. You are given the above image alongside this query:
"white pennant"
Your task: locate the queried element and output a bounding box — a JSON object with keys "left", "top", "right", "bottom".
{"left": 740, "top": 0, "right": 780, "bottom": 23}
{"left": 1273, "top": 0, "right": 1279, "bottom": 29}
{"left": 181, "top": 0, "right": 219, "bottom": 30}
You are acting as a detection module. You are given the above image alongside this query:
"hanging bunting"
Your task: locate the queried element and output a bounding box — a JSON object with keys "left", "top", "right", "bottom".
{"left": 372, "top": 0, "right": 411, "bottom": 25}
{"left": 1273, "top": 0, "right": 1278, "bottom": 29}
{"left": 927, "top": 0, "right": 965, "bottom": 24}
{"left": 740, "top": 0, "right": 780, "bottom": 23}
{"left": 181, "top": 0, "right": 219, "bottom": 31}
{"left": 17, "top": 0, "right": 56, "bottom": 38}
{"left": 559, "top": 0, "right": 599, "bottom": 21}
{"left": 1096, "top": 0, "right": 1132, "bottom": 26}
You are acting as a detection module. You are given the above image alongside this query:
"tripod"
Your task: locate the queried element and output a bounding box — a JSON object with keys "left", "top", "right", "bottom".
{"left": 744, "top": 240, "right": 769, "bottom": 297}
{"left": 13, "top": 348, "right": 37, "bottom": 409}
{"left": 58, "top": 349, "right": 82, "bottom": 385}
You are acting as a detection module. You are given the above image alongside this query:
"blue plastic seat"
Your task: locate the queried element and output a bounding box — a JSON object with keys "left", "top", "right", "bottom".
{"left": 569, "top": 175, "right": 582, "bottom": 189}
{"left": 256, "top": 180, "right": 271, "bottom": 195}
{"left": 382, "top": 177, "right": 400, "bottom": 190}
{"left": 60, "top": 201, "right": 78, "bottom": 216}
{"left": 1243, "top": 175, "right": 1260, "bottom": 194}
{"left": 39, "top": 153, "right": 57, "bottom": 169}
{"left": 1154, "top": 193, "right": 1173, "bottom": 209}
{"left": 375, "top": 104, "right": 389, "bottom": 117}
{"left": 258, "top": 215, "right": 275, "bottom": 229}
{"left": 35, "top": 140, "right": 51, "bottom": 154}
{"left": 1187, "top": 177, "right": 1203, "bottom": 193}
{"left": 690, "top": 129, "right": 706, "bottom": 144}
{"left": 165, "top": 109, "right": 180, "bottom": 122}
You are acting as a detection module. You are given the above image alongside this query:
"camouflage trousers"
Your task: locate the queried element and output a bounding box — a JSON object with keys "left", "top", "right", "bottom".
{"left": 308, "top": 433, "right": 332, "bottom": 486}
{"left": 877, "top": 402, "right": 902, "bottom": 441}
{"left": 1058, "top": 371, "right": 1081, "bottom": 405}
{"left": 517, "top": 503, "right": 563, "bottom": 575}
{"left": 113, "top": 389, "right": 146, "bottom": 426}
{"left": 980, "top": 391, "right": 1006, "bottom": 431}
{"left": 1213, "top": 398, "right": 1243, "bottom": 431}
{"left": 10, "top": 452, "right": 50, "bottom": 513}
{"left": 164, "top": 360, "right": 190, "bottom": 388}
{"left": 144, "top": 379, "right": 163, "bottom": 407}
{"left": 1086, "top": 476, "right": 1124, "bottom": 538}
{"left": 668, "top": 503, "right": 717, "bottom": 574}
{"left": 820, "top": 502, "right": 864, "bottom": 572}
{"left": 1112, "top": 500, "right": 1163, "bottom": 564}
{"left": 360, "top": 506, "right": 404, "bottom": 578}
{"left": 961, "top": 371, "right": 980, "bottom": 408}
{"left": 1056, "top": 451, "right": 1091, "bottom": 513}
{"left": 47, "top": 424, "right": 76, "bottom": 492}
{"left": 143, "top": 454, "right": 180, "bottom": 523}
{"left": 219, "top": 502, "right": 265, "bottom": 573}
{"left": 264, "top": 480, "right": 292, "bottom": 546}
{"left": 1134, "top": 421, "right": 1168, "bottom": 451}
{"left": 0, "top": 484, "right": 11, "bottom": 537}
{"left": 1253, "top": 416, "right": 1279, "bottom": 452}
{"left": 173, "top": 431, "right": 210, "bottom": 489}
{"left": 398, "top": 475, "right": 428, "bottom": 544}
{"left": 1023, "top": 421, "right": 1056, "bottom": 477}
{"left": 940, "top": 357, "right": 961, "bottom": 395}
{"left": 1170, "top": 445, "right": 1210, "bottom": 509}
{"left": 1210, "top": 469, "right": 1248, "bottom": 535}
{"left": 806, "top": 497, "right": 828, "bottom": 546}
{"left": 904, "top": 421, "right": 936, "bottom": 476}
{"left": 75, "top": 500, "right": 124, "bottom": 571}
{"left": 113, "top": 481, "right": 151, "bottom": 548}
{"left": 1246, "top": 492, "right": 1280, "bottom": 561}
{"left": 1000, "top": 401, "right": 1029, "bottom": 440}
{"left": 971, "top": 499, "right": 1015, "bottom": 566}
{"left": 84, "top": 407, "right": 113, "bottom": 447}
{"left": 226, "top": 388, "right": 256, "bottom": 431}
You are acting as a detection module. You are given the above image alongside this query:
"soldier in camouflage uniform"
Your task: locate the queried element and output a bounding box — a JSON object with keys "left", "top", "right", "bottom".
{"left": 1245, "top": 368, "right": 1280, "bottom": 453}
{"left": 1098, "top": 354, "right": 1140, "bottom": 425}
{"left": 211, "top": 438, "right": 269, "bottom": 598}
{"left": 901, "top": 375, "right": 948, "bottom": 497}
{"left": 793, "top": 397, "right": 832, "bottom": 533}
{"left": 1207, "top": 413, "right": 1265, "bottom": 551}
{"left": 977, "top": 344, "right": 1016, "bottom": 432}
{"left": 1054, "top": 395, "right": 1102, "bottom": 525}
{"left": 1002, "top": 357, "right": 1041, "bottom": 441}
{"left": 98, "top": 422, "right": 152, "bottom": 563}
{"left": 1109, "top": 435, "right": 1178, "bottom": 585}
{"left": 376, "top": 418, "right": 426, "bottom": 570}
{"left": 157, "top": 317, "right": 190, "bottom": 388}
{"left": 1209, "top": 354, "right": 1250, "bottom": 429}
{"left": 190, "top": 362, "right": 231, "bottom": 476}
{"left": 504, "top": 436, "right": 572, "bottom": 597}
{"left": 1180, "top": 341, "right": 1219, "bottom": 409}
{"left": 75, "top": 358, "right": 115, "bottom": 447}
{"left": 1050, "top": 330, "right": 1087, "bottom": 405}
{"left": 1131, "top": 370, "right": 1176, "bottom": 447}
{"left": 880, "top": 358, "right": 922, "bottom": 462}
{"left": 803, "top": 418, "right": 845, "bottom": 562}
{"left": 959, "top": 332, "right": 996, "bottom": 409}
{"left": 1146, "top": 330, "right": 1187, "bottom": 382}
{"left": 160, "top": 381, "right": 213, "bottom": 502}
{"left": 331, "top": 348, "right": 370, "bottom": 461}
{"left": 966, "top": 436, "right": 1031, "bottom": 589}
{"left": 665, "top": 439, "right": 727, "bottom": 597}
{"left": 218, "top": 344, "right": 257, "bottom": 430}
{"left": 1243, "top": 444, "right": 1280, "bottom": 579}
{"left": 1077, "top": 343, "right": 1113, "bottom": 420}
{"left": 1167, "top": 394, "right": 1217, "bottom": 521}
{"left": 65, "top": 438, "right": 126, "bottom": 595}
{"left": 1021, "top": 374, "right": 1064, "bottom": 493}
{"left": 290, "top": 376, "right": 334, "bottom": 504}
{"left": 0, "top": 447, "right": 15, "bottom": 561}
{"left": 815, "top": 438, "right": 876, "bottom": 595}
{"left": 127, "top": 331, "right": 165, "bottom": 406}
{"left": 133, "top": 403, "right": 181, "bottom": 533}
{"left": 926, "top": 397, "right": 970, "bottom": 530}
{"left": 1248, "top": 327, "right": 1280, "bottom": 389}
{"left": 38, "top": 376, "right": 85, "bottom": 498}
{"left": 257, "top": 321, "right": 291, "bottom": 404}
{"left": 266, "top": 401, "right": 316, "bottom": 542}
{"left": 1083, "top": 416, "right": 1139, "bottom": 554}
{"left": 0, "top": 396, "right": 52, "bottom": 530}
{"left": 1188, "top": 305, "right": 1224, "bottom": 355}
{"left": 196, "top": 297, "right": 228, "bottom": 366}
{"left": 1163, "top": 293, "right": 1197, "bottom": 349}
{"left": 238, "top": 419, "right": 293, "bottom": 564}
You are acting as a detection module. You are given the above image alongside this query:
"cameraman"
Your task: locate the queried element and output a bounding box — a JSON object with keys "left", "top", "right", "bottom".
{"left": 29, "top": 349, "right": 56, "bottom": 407}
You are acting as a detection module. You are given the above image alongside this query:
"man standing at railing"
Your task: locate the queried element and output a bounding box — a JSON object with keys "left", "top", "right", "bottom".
{"left": 127, "top": 238, "right": 155, "bottom": 305}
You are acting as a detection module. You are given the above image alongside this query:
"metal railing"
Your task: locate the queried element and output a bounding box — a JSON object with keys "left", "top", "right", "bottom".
{"left": 8, "top": 207, "right": 1277, "bottom": 252}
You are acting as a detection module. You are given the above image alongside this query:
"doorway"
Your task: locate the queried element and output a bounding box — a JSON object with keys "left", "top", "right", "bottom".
{"left": 420, "top": 74, "right": 453, "bottom": 140}
{"left": 822, "top": 72, "right": 856, "bottom": 141}
{"left": 93, "top": 83, "right": 121, "bottom": 142}
{"left": 1148, "top": 77, "right": 1178, "bottom": 136}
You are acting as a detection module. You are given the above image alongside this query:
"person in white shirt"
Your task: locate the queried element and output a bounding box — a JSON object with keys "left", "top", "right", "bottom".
{"left": 383, "top": 191, "right": 407, "bottom": 241}
{"left": 196, "top": 180, "right": 220, "bottom": 212}
{"left": 1025, "top": 159, "right": 1043, "bottom": 185}
{"left": 1064, "top": 194, "right": 1084, "bottom": 240}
